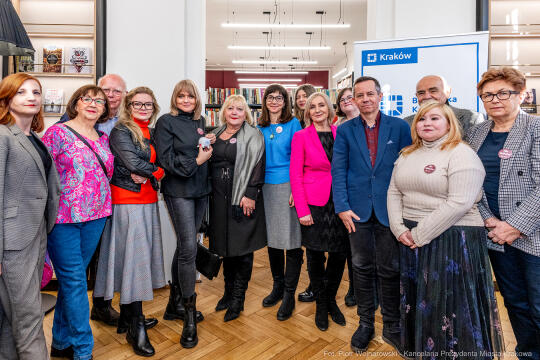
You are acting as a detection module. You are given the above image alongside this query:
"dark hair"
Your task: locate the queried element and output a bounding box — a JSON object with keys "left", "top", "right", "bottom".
{"left": 66, "top": 85, "right": 110, "bottom": 123}
{"left": 258, "top": 83, "right": 293, "bottom": 127}
{"left": 336, "top": 87, "right": 353, "bottom": 117}
{"left": 353, "top": 76, "right": 381, "bottom": 94}
{"left": 293, "top": 83, "right": 316, "bottom": 121}
{"left": 0, "top": 73, "right": 44, "bottom": 132}
{"left": 477, "top": 67, "right": 526, "bottom": 94}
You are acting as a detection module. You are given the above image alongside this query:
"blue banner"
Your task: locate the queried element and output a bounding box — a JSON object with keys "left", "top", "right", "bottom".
{"left": 362, "top": 47, "right": 418, "bottom": 66}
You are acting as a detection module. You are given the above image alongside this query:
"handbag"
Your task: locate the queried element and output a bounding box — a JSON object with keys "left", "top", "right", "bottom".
{"left": 196, "top": 243, "right": 222, "bottom": 280}
{"left": 64, "top": 125, "right": 108, "bottom": 177}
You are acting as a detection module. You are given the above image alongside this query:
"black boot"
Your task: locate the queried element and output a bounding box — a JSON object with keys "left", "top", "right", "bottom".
{"left": 344, "top": 282, "right": 356, "bottom": 307}
{"left": 298, "top": 283, "right": 315, "bottom": 302}
{"left": 315, "top": 288, "right": 328, "bottom": 331}
{"left": 164, "top": 281, "right": 204, "bottom": 322}
{"left": 262, "top": 247, "right": 284, "bottom": 307}
{"left": 216, "top": 258, "right": 236, "bottom": 311}
{"left": 224, "top": 254, "right": 253, "bottom": 322}
{"left": 90, "top": 298, "right": 120, "bottom": 326}
{"left": 117, "top": 304, "right": 131, "bottom": 334}
{"left": 126, "top": 315, "right": 155, "bottom": 357}
{"left": 180, "top": 294, "right": 198, "bottom": 348}
{"left": 277, "top": 248, "right": 302, "bottom": 320}
{"left": 326, "top": 252, "right": 347, "bottom": 326}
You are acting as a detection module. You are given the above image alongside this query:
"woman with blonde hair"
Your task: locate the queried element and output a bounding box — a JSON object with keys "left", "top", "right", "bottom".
{"left": 387, "top": 100, "right": 504, "bottom": 358}
{"left": 93, "top": 86, "right": 166, "bottom": 356}
{"left": 209, "top": 95, "right": 266, "bottom": 322}
{"left": 154, "top": 79, "right": 214, "bottom": 348}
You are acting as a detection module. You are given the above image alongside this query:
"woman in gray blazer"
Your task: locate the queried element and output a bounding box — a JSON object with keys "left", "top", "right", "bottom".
{"left": 0, "top": 73, "right": 60, "bottom": 360}
{"left": 467, "top": 67, "right": 540, "bottom": 359}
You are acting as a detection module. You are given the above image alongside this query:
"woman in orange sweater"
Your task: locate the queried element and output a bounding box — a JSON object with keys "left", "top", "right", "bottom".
{"left": 94, "top": 87, "right": 166, "bottom": 357}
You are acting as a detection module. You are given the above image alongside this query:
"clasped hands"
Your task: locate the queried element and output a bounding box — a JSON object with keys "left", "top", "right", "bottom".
{"left": 485, "top": 217, "right": 521, "bottom": 245}
{"left": 398, "top": 230, "right": 417, "bottom": 250}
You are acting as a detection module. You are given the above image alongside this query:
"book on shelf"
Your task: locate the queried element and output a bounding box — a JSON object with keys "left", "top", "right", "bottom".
{"left": 65, "top": 47, "right": 92, "bottom": 74}
{"left": 16, "top": 55, "right": 35, "bottom": 72}
{"left": 206, "top": 87, "right": 265, "bottom": 105}
{"left": 521, "top": 88, "right": 537, "bottom": 114}
{"left": 44, "top": 89, "right": 64, "bottom": 114}
{"left": 43, "top": 45, "right": 63, "bottom": 73}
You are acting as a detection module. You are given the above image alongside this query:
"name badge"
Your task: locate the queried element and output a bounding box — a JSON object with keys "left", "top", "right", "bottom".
{"left": 498, "top": 148, "right": 512, "bottom": 159}
{"left": 229, "top": 138, "right": 237, "bottom": 144}
{"left": 424, "top": 164, "right": 436, "bottom": 174}
{"left": 276, "top": 126, "right": 283, "bottom": 134}
{"left": 197, "top": 128, "right": 204, "bottom": 135}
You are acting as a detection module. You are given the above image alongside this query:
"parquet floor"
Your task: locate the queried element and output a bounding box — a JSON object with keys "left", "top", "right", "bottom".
{"left": 43, "top": 249, "right": 518, "bottom": 359}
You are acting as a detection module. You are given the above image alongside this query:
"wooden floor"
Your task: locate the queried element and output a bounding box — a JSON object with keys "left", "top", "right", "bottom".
{"left": 43, "top": 249, "right": 518, "bottom": 359}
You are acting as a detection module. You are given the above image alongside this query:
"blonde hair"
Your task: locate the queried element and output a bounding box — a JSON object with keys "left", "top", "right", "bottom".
{"left": 401, "top": 100, "right": 462, "bottom": 156}
{"left": 303, "top": 93, "right": 335, "bottom": 128}
{"left": 117, "top": 86, "right": 160, "bottom": 149}
{"left": 219, "top": 95, "right": 253, "bottom": 126}
{"left": 170, "top": 79, "right": 202, "bottom": 120}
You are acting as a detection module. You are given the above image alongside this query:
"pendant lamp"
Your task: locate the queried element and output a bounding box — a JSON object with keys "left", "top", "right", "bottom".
{"left": 0, "top": 0, "right": 34, "bottom": 55}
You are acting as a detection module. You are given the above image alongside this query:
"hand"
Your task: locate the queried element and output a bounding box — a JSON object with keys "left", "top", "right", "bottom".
{"left": 196, "top": 144, "right": 213, "bottom": 165}
{"left": 338, "top": 210, "right": 360, "bottom": 233}
{"left": 484, "top": 217, "right": 501, "bottom": 230}
{"left": 205, "top": 133, "right": 217, "bottom": 144}
{"left": 488, "top": 221, "right": 522, "bottom": 245}
{"left": 131, "top": 173, "right": 147, "bottom": 184}
{"left": 289, "top": 194, "right": 295, "bottom": 208}
{"left": 299, "top": 214, "right": 314, "bottom": 226}
{"left": 239, "top": 196, "right": 256, "bottom": 216}
{"left": 398, "top": 230, "right": 417, "bottom": 249}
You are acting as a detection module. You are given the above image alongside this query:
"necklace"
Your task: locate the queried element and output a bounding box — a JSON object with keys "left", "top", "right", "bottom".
{"left": 225, "top": 127, "right": 240, "bottom": 134}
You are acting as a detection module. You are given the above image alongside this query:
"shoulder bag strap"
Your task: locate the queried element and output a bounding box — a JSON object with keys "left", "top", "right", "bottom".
{"left": 64, "top": 124, "right": 108, "bottom": 177}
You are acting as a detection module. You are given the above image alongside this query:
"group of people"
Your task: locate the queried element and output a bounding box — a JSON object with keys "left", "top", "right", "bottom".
{"left": 0, "top": 65, "right": 538, "bottom": 360}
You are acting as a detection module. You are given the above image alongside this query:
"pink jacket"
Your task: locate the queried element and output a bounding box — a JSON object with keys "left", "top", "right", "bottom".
{"left": 290, "top": 124, "right": 337, "bottom": 218}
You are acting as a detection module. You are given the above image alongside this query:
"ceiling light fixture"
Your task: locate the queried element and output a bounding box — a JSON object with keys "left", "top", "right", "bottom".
{"left": 233, "top": 60, "right": 317, "bottom": 65}
{"left": 332, "top": 67, "right": 347, "bottom": 79}
{"left": 235, "top": 71, "right": 309, "bottom": 75}
{"left": 222, "top": 23, "right": 350, "bottom": 29}
{"left": 239, "top": 84, "right": 299, "bottom": 88}
{"left": 238, "top": 78, "right": 302, "bottom": 82}
{"left": 228, "top": 45, "right": 330, "bottom": 51}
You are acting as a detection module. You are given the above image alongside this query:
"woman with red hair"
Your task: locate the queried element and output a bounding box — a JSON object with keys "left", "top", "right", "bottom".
{"left": 0, "top": 73, "right": 60, "bottom": 360}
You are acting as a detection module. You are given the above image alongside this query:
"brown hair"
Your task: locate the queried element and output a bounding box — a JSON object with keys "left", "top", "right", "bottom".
{"left": 303, "top": 93, "right": 335, "bottom": 128}
{"left": 117, "top": 86, "right": 161, "bottom": 149}
{"left": 294, "top": 84, "right": 316, "bottom": 122}
{"left": 0, "top": 73, "right": 44, "bottom": 132}
{"left": 336, "top": 87, "right": 353, "bottom": 117}
{"left": 477, "top": 67, "right": 527, "bottom": 94}
{"left": 401, "top": 100, "right": 462, "bottom": 156}
{"left": 66, "top": 85, "right": 110, "bottom": 123}
{"left": 170, "top": 79, "right": 202, "bottom": 120}
{"left": 219, "top": 95, "right": 254, "bottom": 126}
{"left": 258, "top": 83, "right": 293, "bottom": 127}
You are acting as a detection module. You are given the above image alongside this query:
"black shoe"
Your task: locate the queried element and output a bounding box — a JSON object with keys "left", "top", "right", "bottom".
{"left": 351, "top": 325, "right": 374, "bottom": 353}
{"left": 328, "top": 301, "right": 346, "bottom": 326}
{"left": 315, "top": 300, "right": 328, "bottom": 331}
{"left": 180, "top": 294, "right": 198, "bottom": 349}
{"left": 344, "top": 285, "right": 356, "bottom": 307}
{"left": 262, "top": 280, "right": 284, "bottom": 307}
{"left": 382, "top": 328, "right": 411, "bottom": 359}
{"left": 118, "top": 317, "right": 158, "bottom": 334}
{"left": 50, "top": 345, "right": 74, "bottom": 358}
{"left": 126, "top": 315, "right": 155, "bottom": 357}
{"left": 91, "top": 304, "right": 120, "bottom": 326}
{"left": 298, "top": 285, "right": 315, "bottom": 302}
{"left": 163, "top": 282, "right": 204, "bottom": 323}
{"left": 276, "top": 291, "right": 295, "bottom": 321}
{"left": 223, "top": 299, "right": 244, "bottom": 322}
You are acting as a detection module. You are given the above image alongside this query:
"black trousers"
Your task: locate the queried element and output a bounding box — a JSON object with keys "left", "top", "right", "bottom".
{"left": 349, "top": 213, "right": 400, "bottom": 327}
{"left": 306, "top": 249, "right": 346, "bottom": 302}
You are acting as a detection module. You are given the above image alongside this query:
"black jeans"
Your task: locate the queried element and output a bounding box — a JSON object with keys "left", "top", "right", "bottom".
{"left": 165, "top": 195, "right": 207, "bottom": 298}
{"left": 350, "top": 213, "right": 399, "bottom": 328}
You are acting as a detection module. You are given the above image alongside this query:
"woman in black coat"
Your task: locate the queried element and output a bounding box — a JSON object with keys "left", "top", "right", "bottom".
{"left": 209, "top": 94, "right": 266, "bottom": 322}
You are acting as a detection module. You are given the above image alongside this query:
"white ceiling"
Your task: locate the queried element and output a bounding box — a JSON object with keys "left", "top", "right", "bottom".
{"left": 206, "top": 0, "right": 367, "bottom": 72}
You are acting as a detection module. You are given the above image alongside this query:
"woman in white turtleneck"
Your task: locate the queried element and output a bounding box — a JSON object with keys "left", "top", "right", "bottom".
{"left": 387, "top": 100, "right": 504, "bottom": 358}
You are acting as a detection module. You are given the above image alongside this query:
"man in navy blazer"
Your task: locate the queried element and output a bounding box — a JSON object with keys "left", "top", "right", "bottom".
{"left": 332, "top": 76, "right": 411, "bottom": 354}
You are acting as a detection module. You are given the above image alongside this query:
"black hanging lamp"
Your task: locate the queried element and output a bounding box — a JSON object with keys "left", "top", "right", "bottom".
{"left": 0, "top": 0, "right": 34, "bottom": 55}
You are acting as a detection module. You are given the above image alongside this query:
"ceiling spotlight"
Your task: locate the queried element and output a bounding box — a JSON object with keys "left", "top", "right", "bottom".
{"left": 233, "top": 60, "right": 317, "bottom": 64}
{"left": 237, "top": 78, "right": 302, "bottom": 82}
{"left": 239, "top": 84, "right": 299, "bottom": 88}
{"left": 235, "top": 71, "right": 309, "bottom": 75}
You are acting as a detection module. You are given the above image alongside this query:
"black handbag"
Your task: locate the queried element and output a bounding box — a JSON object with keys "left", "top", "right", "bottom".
{"left": 196, "top": 243, "right": 222, "bottom": 280}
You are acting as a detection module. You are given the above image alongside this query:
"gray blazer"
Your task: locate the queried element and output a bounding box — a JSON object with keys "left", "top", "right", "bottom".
{"left": 466, "top": 111, "right": 540, "bottom": 257}
{"left": 405, "top": 105, "right": 485, "bottom": 136}
{"left": 0, "top": 124, "right": 60, "bottom": 264}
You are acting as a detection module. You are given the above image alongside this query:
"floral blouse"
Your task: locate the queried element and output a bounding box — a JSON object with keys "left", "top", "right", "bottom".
{"left": 42, "top": 123, "right": 114, "bottom": 223}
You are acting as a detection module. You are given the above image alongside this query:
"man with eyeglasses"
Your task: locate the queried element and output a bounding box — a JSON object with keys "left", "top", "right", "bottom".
{"left": 59, "top": 74, "right": 127, "bottom": 136}
{"left": 404, "top": 75, "right": 484, "bottom": 135}
{"left": 332, "top": 76, "right": 412, "bottom": 355}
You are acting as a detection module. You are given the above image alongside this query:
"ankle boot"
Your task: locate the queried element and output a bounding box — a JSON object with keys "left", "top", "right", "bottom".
{"left": 164, "top": 281, "right": 204, "bottom": 323}
{"left": 180, "top": 294, "right": 198, "bottom": 348}
{"left": 298, "top": 283, "right": 315, "bottom": 302}
{"left": 126, "top": 315, "right": 155, "bottom": 357}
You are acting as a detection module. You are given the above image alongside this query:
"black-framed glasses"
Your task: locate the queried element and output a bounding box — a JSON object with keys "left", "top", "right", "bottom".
{"left": 267, "top": 95, "right": 284, "bottom": 103}
{"left": 480, "top": 90, "right": 520, "bottom": 102}
{"left": 130, "top": 101, "right": 154, "bottom": 110}
{"left": 80, "top": 97, "right": 106, "bottom": 106}
{"left": 339, "top": 95, "right": 354, "bottom": 104}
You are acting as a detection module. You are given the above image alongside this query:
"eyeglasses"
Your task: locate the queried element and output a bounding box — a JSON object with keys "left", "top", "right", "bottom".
{"left": 339, "top": 95, "right": 354, "bottom": 104}
{"left": 80, "top": 97, "right": 106, "bottom": 106}
{"left": 267, "top": 95, "right": 284, "bottom": 103}
{"left": 102, "top": 88, "right": 123, "bottom": 97}
{"left": 130, "top": 101, "right": 154, "bottom": 110}
{"left": 480, "top": 90, "right": 520, "bottom": 103}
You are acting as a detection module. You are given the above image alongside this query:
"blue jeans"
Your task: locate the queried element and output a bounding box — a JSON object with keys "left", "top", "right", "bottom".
{"left": 47, "top": 218, "right": 107, "bottom": 360}
{"left": 489, "top": 245, "right": 540, "bottom": 360}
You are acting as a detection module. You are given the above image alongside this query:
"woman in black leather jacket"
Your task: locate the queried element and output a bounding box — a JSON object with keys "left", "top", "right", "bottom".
{"left": 93, "top": 86, "right": 166, "bottom": 357}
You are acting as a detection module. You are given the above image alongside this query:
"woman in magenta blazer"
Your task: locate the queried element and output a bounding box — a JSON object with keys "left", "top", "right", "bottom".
{"left": 290, "top": 92, "right": 349, "bottom": 332}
